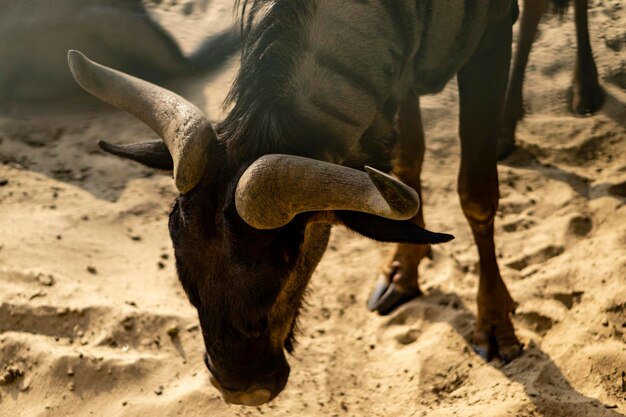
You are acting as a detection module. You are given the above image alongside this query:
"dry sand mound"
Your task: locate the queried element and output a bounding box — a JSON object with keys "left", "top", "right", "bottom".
{"left": 1, "top": 0, "right": 625, "bottom": 416}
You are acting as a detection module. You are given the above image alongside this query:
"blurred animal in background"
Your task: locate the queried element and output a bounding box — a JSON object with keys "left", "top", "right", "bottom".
{"left": 0, "top": 0, "right": 239, "bottom": 101}
{"left": 69, "top": 0, "right": 520, "bottom": 406}
{"left": 498, "top": 0, "right": 604, "bottom": 158}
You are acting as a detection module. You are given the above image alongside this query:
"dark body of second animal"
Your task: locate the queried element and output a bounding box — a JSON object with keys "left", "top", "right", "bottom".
{"left": 0, "top": 0, "right": 239, "bottom": 101}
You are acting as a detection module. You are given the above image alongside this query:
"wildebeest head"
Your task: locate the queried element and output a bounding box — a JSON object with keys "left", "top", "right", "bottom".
{"left": 68, "top": 51, "right": 453, "bottom": 406}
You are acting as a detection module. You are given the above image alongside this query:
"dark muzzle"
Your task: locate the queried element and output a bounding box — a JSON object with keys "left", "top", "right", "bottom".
{"left": 204, "top": 351, "right": 290, "bottom": 406}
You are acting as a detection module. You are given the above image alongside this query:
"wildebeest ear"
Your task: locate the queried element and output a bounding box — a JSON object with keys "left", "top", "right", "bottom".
{"left": 336, "top": 211, "right": 454, "bottom": 244}
{"left": 97, "top": 139, "right": 173, "bottom": 171}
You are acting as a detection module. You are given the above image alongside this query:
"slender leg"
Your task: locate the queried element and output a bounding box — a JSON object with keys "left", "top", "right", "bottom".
{"left": 458, "top": 12, "right": 523, "bottom": 362}
{"left": 368, "top": 92, "right": 430, "bottom": 315}
{"left": 570, "top": 0, "right": 604, "bottom": 115}
{"left": 499, "top": 0, "right": 548, "bottom": 160}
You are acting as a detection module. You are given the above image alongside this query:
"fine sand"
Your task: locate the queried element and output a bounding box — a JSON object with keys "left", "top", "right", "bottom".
{"left": 1, "top": 1, "right": 625, "bottom": 416}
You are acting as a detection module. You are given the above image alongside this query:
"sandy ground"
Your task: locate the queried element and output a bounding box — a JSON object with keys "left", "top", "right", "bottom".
{"left": 1, "top": 0, "right": 625, "bottom": 416}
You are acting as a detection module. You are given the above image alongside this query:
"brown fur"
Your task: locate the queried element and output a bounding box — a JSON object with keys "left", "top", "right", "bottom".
{"left": 96, "top": 0, "right": 521, "bottom": 405}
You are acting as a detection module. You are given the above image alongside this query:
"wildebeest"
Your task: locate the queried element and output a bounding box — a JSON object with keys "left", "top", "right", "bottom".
{"left": 69, "top": 0, "right": 521, "bottom": 406}
{"left": 498, "top": 0, "right": 604, "bottom": 158}
{"left": 0, "top": 0, "right": 239, "bottom": 101}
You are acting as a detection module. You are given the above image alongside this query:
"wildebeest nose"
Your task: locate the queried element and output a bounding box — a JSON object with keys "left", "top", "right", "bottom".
{"left": 225, "top": 388, "right": 272, "bottom": 406}
{"left": 209, "top": 375, "right": 272, "bottom": 406}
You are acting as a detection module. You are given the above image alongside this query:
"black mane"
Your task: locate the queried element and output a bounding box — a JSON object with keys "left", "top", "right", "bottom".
{"left": 219, "top": 1, "right": 327, "bottom": 162}
{"left": 219, "top": 0, "right": 395, "bottom": 171}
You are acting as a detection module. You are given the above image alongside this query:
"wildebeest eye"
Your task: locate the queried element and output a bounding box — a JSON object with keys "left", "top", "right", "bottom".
{"left": 223, "top": 198, "right": 249, "bottom": 230}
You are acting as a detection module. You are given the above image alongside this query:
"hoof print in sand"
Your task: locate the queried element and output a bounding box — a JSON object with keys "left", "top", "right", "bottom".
{"left": 505, "top": 245, "right": 565, "bottom": 271}
{"left": 566, "top": 215, "right": 593, "bottom": 236}
{"left": 515, "top": 311, "right": 555, "bottom": 336}
{"left": 552, "top": 291, "right": 584, "bottom": 310}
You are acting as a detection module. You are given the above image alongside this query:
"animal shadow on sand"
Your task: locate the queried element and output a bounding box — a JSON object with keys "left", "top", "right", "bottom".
{"left": 599, "top": 91, "right": 626, "bottom": 131}
{"left": 497, "top": 84, "right": 626, "bottom": 198}
{"left": 389, "top": 289, "right": 625, "bottom": 417}
{"left": 0, "top": 77, "right": 214, "bottom": 203}
{"left": 499, "top": 144, "right": 626, "bottom": 205}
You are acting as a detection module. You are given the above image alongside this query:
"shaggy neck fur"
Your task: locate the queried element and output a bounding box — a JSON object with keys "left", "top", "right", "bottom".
{"left": 219, "top": 0, "right": 515, "bottom": 166}
{"left": 219, "top": 1, "right": 320, "bottom": 163}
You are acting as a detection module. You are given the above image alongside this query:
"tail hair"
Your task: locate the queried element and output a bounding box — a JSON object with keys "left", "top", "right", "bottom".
{"left": 187, "top": 25, "right": 241, "bottom": 72}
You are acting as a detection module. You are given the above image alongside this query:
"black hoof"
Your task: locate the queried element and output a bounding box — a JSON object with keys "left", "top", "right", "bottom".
{"left": 570, "top": 86, "right": 605, "bottom": 116}
{"left": 497, "top": 139, "right": 516, "bottom": 161}
{"left": 471, "top": 343, "right": 492, "bottom": 362}
{"left": 499, "top": 343, "right": 524, "bottom": 364}
{"left": 367, "top": 279, "right": 390, "bottom": 311}
{"left": 471, "top": 340, "right": 524, "bottom": 363}
{"left": 367, "top": 280, "right": 421, "bottom": 316}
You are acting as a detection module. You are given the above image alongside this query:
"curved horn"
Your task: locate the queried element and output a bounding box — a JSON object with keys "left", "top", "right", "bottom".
{"left": 235, "top": 154, "right": 420, "bottom": 229}
{"left": 67, "top": 50, "right": 214, "bottom": 193}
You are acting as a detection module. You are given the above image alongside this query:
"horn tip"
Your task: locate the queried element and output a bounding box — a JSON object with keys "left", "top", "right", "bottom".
{"left": 67, "top": 49, "right": 86, "bottom": 66}
{"left": 434, "top": 232, "right": 455, "bottom": 244}
{"left": 67, "top": 50, "right": 92, "bottom": 83}
{"left": 96, "top": 139, "right": 111, "bottom": 151}
{"left": 364, "top": 165, "right": 420, "bottom": 217}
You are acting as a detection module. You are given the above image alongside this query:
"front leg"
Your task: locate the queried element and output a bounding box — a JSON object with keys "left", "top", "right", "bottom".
{"left": 368, "top": 92, "right": 430, "bottom": 315}
{"left": 570, "top": 0, "right": 604, "bottom": 115}
{"left": 457, "top": 11, "right": 523, "bottom": 362}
